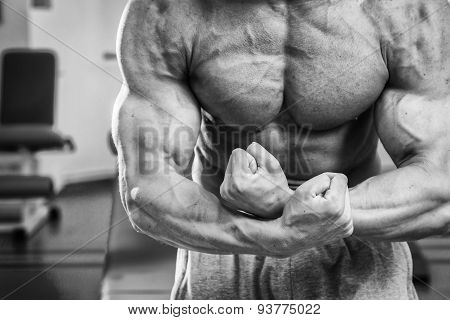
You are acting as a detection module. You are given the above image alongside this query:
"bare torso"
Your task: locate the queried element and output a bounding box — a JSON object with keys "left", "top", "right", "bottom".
{"left": 182, "top": 0, "right": 389, "bottom": 189}
{"left": 171, "top": 0, "right": 388, "bottom": 190}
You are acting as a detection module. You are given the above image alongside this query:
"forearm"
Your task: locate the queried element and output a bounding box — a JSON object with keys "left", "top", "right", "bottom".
{"left": 123, "top": 171, "right": 286, "bottom": 257}
{"left": 350, "top": 161, "right": 450, "bottom": 241}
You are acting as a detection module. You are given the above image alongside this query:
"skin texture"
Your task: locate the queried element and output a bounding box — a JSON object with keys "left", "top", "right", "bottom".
{"left": 113, "top": 0, "right": 450, "bottom": 257}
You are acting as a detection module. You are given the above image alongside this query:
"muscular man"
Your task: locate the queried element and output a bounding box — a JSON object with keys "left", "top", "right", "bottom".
{"left": 112, "top": 0, "right": 450, "bottom": 299}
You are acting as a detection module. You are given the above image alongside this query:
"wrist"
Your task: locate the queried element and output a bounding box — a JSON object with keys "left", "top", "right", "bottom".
{"left": 274, "top": 188, "right": 294, "bottom": 215}
{"left": 262, "top": 187, "right": 295, "bottom": 219}
{"left": 279, "top": 187, "right": 295, "bottom": 207}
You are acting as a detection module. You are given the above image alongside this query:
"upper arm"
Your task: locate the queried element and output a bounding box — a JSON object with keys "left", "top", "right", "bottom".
{"left": 373, "top": 0, "right": 450, "bottom": 168}
{"left": 112, "top": 0, "right": 201, "bottom": 182}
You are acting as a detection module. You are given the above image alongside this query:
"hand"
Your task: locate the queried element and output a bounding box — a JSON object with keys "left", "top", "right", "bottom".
{"left": 220, "top": 142, "right": 293, "bottom": 219}
{"left": 276, "top": 173, "right": 353, "bottom": 254}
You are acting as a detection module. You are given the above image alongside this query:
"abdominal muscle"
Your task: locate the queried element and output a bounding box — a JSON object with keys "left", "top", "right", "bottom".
{"left": 193, "top": 107, "right": 382, "bottom": 199}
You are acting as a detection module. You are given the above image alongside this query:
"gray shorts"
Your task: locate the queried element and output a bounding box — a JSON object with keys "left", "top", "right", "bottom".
{"left": 171, "top": 238, "right": 417, "bottom": 300}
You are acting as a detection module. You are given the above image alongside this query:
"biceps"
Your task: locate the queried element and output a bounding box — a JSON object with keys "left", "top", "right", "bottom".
{"left": 112, "top": 85, "right": 201, "bottom": 181}
{"left": 375, "top": 89, "right": 450, "bottom": 166}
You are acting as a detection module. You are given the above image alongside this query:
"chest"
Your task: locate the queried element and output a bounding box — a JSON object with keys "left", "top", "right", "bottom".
{"left": 189, "top": 0, "right": 388, "bottom": 130}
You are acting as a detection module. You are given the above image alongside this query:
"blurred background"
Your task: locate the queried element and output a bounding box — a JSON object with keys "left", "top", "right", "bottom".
{"left": 0, "top": 0, "right": 448, "bottom": 300}
{"left": 0, "top": 0, "right": 122, "bottom": 185}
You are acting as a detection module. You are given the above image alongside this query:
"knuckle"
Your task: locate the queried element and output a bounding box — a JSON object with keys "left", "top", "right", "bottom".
{"left": 247, "top": 142, "right": 259, "bottom": 151}
{"left": 229, "top": 149, "right": 240, "bottom": 161}
{"left": 231, "top": 148, "right": 244, "bottom": 157}
{"left": 273, "top": 157, "right": 281, "bottom": 166}
{"left": 314, "top": 173, "right": 331, "bottom": 185}
{"left": 312, "top": 173, "right": 325, "bottom": 184}
{"left": 320, "top": 172, "right": 331, "bottom": 179}
{"left": 338, "top": 173, "right": 348, "bottom": 183}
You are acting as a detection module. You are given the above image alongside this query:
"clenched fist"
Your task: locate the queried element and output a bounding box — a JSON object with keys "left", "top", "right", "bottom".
{"left": 276, "top": 173, "right": 354, "bottom": 253}
{"left": 220, "top": 142, "right": 293, "bottom": 219}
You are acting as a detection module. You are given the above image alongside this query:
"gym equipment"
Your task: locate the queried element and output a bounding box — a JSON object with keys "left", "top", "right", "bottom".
{"left": 101, "top": 183, "right": 177, "bottom": 300}
{"left": 0, "top": 49, "right": 75, "bottom": 238}
{"left": 101, "top": 134, "right": 177, "bottom": 300}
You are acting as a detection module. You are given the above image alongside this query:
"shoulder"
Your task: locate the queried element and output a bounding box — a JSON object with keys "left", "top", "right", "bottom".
{"left": 361, "top": 0, "right": 449, "bottom": 39}
{"left": 120, "top": 0, "right": 200, "bottom": 37}
{"left": 118, "top": 0, "right": 201, "bottom": 82}
{"left": 361, "top": 0, "right": 450, "bottom": 91}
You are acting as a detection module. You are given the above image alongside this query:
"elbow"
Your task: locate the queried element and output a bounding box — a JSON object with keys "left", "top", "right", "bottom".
{"left": 438, "top": 202, "right": 450, "bottom": 237}
{"left": 438, "top": 221, "right": 450, "bottom": 237}
{"left": 122, "top": 184, "right": 162, "bottom": 237}
{"left": 127, "top": 200, "right": 149, "bottom": 234}
{"left": 425, "top": 173, "right": 450, "bottom": 237}
{"left": 425, "top": 155, "right": 450, "bottom": 235}
{"left": 424, "top": 202, "right": 450, "bottom": 238}
{"left": 429, "top": 212, "right": 450, "bottom": 238}
{"left": 443, "top": 221, "right": 450, "bottom": 237}
{"left": 433, "top": 173, "right": 450, "bottom": 205}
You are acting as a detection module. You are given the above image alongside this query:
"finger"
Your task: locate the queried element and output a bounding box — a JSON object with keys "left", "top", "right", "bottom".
{"left": 230, "top": 148, "right": 256, "bottom": 174}
{"left": 246, "top": 142, "right": 281, "bottom": 173}
{"left": 299, "top": 173, "right": 331, "bottom": 197}
{"left": 324, "top": 173, "right": 348, "bottom": 202}
{"left": 344, "top": 187, "right": 352, "bottom": 218}
{"left": 247, "top": 153, "right": 258, "bottom": 174}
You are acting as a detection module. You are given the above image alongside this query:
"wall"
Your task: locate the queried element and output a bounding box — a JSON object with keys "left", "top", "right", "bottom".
{"left": 0, "top": 0, "right": 29, "bottom": 53}
{"left": 28, "top": 0, "right": 127, "bottom": 187}
{"left": 0, "top": 1, "right": 29, "bottom": 175}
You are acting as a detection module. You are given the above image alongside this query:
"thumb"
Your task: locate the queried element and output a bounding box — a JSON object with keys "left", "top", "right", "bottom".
{"left": 230, "top": 148, "right": 257, "bottom": 174}
{"left": 247, "top": 142, "right": 281, "bottom": 173}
